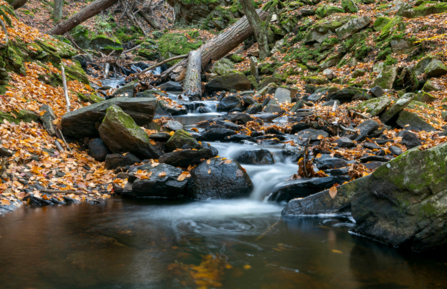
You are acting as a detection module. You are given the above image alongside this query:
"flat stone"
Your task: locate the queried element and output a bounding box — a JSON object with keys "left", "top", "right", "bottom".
{"left": 335, "top": 137, "right": 355, "bottom": 148}
{"left": 370, "top": 86, "right": 384, "bottom": 98}
{"left": 355, "top": 120, "right": 380, "bottom": 142}
{"left": 424, "top": 59, "right": 447, "bottom": 77}
{"left": 164, "top": 120, "right": 184, "bottom": 132}
{"left": 398, "top": 130, "right": 421, "bottom": 148}
{"left": 158, "top": 81, "right": 183, "bottom": 92}
{"left": 396, "top": 110, "right": 436, "bottom": 132}
{"left": 274, "top": 88, "right": 291, "bottom": 104}
{"left": 105, "top": 153, "right": 140, "bottom": 170}
{"left": 390, "top": 145, "right": 403, "bottom": 155}
{"left": 363, "top": 142, "right": 381, "bottom": 150}
{"left": 380, "top": 93, "right": 415, "bottom": 124}
{"left": 236, "top": 149, "right": 275, "bottom": 165}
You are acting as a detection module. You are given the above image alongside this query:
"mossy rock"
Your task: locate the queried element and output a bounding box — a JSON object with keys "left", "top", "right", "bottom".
{"left": 77, "top": 92, "right": 104, "bottom": 104}
{"left": 63, "top": 61, "right": 89, "bottom": 84}
{"left": 303, "top": 76, "right": 328, "bottom": 85}
{"left": 89, "top": 35, "right": 123, "bottom": 54}
{"left": 229, "top": 54, "right": 245, "bottom": 63}
{"left": 373, "top": 17, "right": 392, "bottom": 32}
{"left": 211, "top": 58, "right": 236, "bottom": 76}
{"left": 341, "top": 0, "right": 358, "bottom": 13}
{"left": 315, "top": 5, "right": 344, "bottom": 19}
{"left": 354, "top": 96, "right": 391, "bottom": 116}
{"left": 166, "top": 129, "right": 201, "bottom": 152}
{"left": 0, "top": 109, "right": 39, "bottom": 124}
{"left": 158, "top": 30, "right": 203, "bottom": 66}
{"left": 379, "top": 16, "right": 405, "bottom": 40}
{"left": 401, "top": 2, "right": 447, "bottom": 18}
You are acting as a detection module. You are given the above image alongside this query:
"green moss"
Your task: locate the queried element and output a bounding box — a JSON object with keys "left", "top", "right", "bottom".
{"left": 355, "top": 45, "right": 371, "bottom": 60}
{"left": 342, "top": 0, "right": 358, "bottom": 13}
{"left": 315, "top": 5, "right": 344, "bottom": 19}
{"left": 158, "top": 30, "right": 203, "bottom": 66}
{"left": 374, "top": 16, "right": 391, "bottom": 32}
{"left": 385, "top": 55, "right": 397, "bottom": 65}
{"left": 377, "top": 47, "right": 392, "bottom": 61}
{"left": 230, "top": 54, "right": 244, "bottom": 63}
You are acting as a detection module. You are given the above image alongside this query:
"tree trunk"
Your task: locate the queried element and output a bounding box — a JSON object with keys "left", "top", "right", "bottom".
{"left": 160, "top": 9, "right": 268, "bottom": 80}
{"left": 138, "top": 11, "right": 160, "bottom": 30}
{"left": 9, "top": 0, "right": 28, "bottom": 10}
{"left": 239, "top": 0, "right": 270, "bottom": 60}
{"left": 53, "top": 0, "right": 63, "bottom": 23}
{"left": 183, "top": 50, "right": 202, "bottom": 100}
{"left": 49, "top": 0, "right": 118, "bottom": 35}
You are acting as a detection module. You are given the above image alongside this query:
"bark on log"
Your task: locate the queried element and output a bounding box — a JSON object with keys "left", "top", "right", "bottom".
{"left": 49, "top": 0, "right": 119, "bottom": 35}
{"left": 10, "top": 0, "right": 28, "bottom": 10}
{"left": 183, "top": 50, "right": 202, "bottom": 99}
{"left": 138, "top": 10, "right": 160, "bottom": 30}
{"left": 160, "top": 9, "right": 268, "bottom": 80}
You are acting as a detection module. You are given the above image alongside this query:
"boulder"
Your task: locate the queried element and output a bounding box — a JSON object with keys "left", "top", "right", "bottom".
{"left": 398, "top": 130, "right": 421, "bottom": 148}
{"left": 351, "top": 142, "right": 447, "bottom": 252}
{"left": 159, "top": 148, "right": 214, "bottom": 167}
{"left": 336, "top": 16, "right": 372, "bottom": 40}
{"left": 164, "top": 120, "right": 183, "bottom": 132}
{"left": 315, "top": 157, "right": 348, "bottom": 170}
{"left": 391, "top": 39, "right": 413, "bottom": 54}
{"left": 424, "top": 59, "right": 447, "bottom": 77}
{"left": 198, "top": 128, "right": 237, "bottom": 141}
{"left": 205, "top": 73, "right": 251, "bottom": 92}
{"left": 149, "top": 132, "right": 171, "bottom": 142}
{"left": 422, "top": 79, "right": 440, "bottom": 92}
{"left": 296, "top": 128, "right": 329, "bottom": 142}
{"left": 124, "top": 163, "right": 188, "bottom": 198}
{"left": 188, "top": 158, "right": 253, "bottom": 199}
{"left": 236, "top": 149, "right": 275, "bottom": 165}
{"left": 268, "top": 176, "right": 351, "bottom": 203}
{"left": 370, "top": 86, "right": 384, "bottom": 98}
{"left": 282, "top": 176, "right": 370, "bottom": 216}
{"left": 327, "top": 88, "right": 369, "bottom": 103}
{"left": 105, "top": 153, "right": 140, "bottom": 170}
{"left": 61, "top": 97, "right": 157, "bottom": 138}
{"left": 98, "top": 106, "right": 162, "bottom": 159}
{"left": 273, "top": 88, "right": 292, "bottom": 104}
{"left": 380, "top": 93, "right": 415, "bottom": 124}
{"left": 39, "top": 104, "right": 58, "bottom": 136}
{"left": 373, "top": 66, "right": 398, "bottom": 89}
{"left": 88, "top": 138, "right": 110, "bottom": 161}
{"left": 414, "top": 57, "right": 433, "bottom": 77}
{"left": 334, "top": 137, "right": 355, "bottom": 148}
{"left": 355, "top": 96, "right": 391, "bottom": 116}
{"left": 111, "top": 82, "right": 135, "bottom": 98}
{"left": 158, "top": 81, "right": 183, "bottom": 92}
{"left": 166, "top": 129, "right": 201, "bottom": 152}
{"left": 396, "top": 110, "right": 436, "bottom": 132}
{"left": 217, "top": 96, "right": 242, "bottom": 112}
{"left": 354, "top": 120, "right": 380, "bottom": 142}
{"left": 224, "top": 112, "right": 253, "bottom": 124}
{"left": 414, "top": 92, "right": 436, "bottom": 104}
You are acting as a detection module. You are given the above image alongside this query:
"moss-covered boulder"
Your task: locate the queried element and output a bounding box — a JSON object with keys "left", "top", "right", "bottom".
{"left": 414, "top": 92, "right": 437, "bottom": 103}
{"left": 400, "top": 2, "right": 447, "bottom": 18}
{"left": 342, "top": 0, "right": 358, "bottom": 13}
{"left": 351, "top": 141, "right": 447, "bottom": 251}
{"left": 424, "top": 59, "right": 447, "bottom": 77}
{"left": 373, "top": 66, "right": 398, "bottom": 89}
{"left": 380, "top": 93, "right": 415, "bottom": 124}
{"left": 98, "top": 105, "right": 162, "bottom": 159}
{"left": 0, "top": 109, "right": 39, "bottom": 124}
{"left": 165, "top": 129, "right": 201, "bottom": 152}
{"left": 396, "top": 110, "right": 436, "bottom": 132}
{"left": 354, "top": 96, "right": 392, "bottom": 116}
{"left": 211, "top": 58, "right": 236, "bottom": 76}
{"left": 422, "top": 79, "right": 440, "bottom": 92}
{"left": 373, "top": 16, "right": 391, "bottom": 31}
{"left": 136, "top": 39, "right": 159, "bottom": 61}
{"left": 158, "top": 30, "right": 203, "bottom": 66}
{"left": 315, "top": 5, "right": 344, "bottom": 19}
{"left": 336, "top": 16, "right": 372, "bottom": 40}
{"left": 205, "top": 73, "right": 251, "bottom": 92}
{"left": 89, "top": 35, "right": 123, "bottom": 54}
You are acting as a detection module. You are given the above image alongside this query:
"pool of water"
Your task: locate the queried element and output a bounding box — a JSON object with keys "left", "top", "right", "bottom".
{"left": 0, "top": 198, "right": 446, "bottom": 289}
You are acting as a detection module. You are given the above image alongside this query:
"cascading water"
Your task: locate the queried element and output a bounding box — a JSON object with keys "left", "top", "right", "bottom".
{"left": 208, "top": 142, "right": 299, "bottom": 201}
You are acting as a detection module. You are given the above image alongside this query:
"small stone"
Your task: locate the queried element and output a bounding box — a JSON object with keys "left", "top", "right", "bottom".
{"left": 88, "top": 138, "right": 110, "bottom": 161}
{"left": 390, "top": 146, "right": 403, "bottom": 156}
{"left": 398, "top": 130, "right": 421, "bottom": 148}
{"left": 335, "top": 137, "right": 355, "bottom": 148}
{"left": 363, "top": 142, "right": 381, "bottom": 150}
{"left": 164, "top": 120, "right": 183, "bottom": 132}
{"left": 370, "top": 86, "right": 384, "bottom": 98}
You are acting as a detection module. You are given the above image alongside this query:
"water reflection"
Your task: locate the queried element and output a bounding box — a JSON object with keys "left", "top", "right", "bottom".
{"left": 0, "top": 199, "right": 446, "bottom": 289}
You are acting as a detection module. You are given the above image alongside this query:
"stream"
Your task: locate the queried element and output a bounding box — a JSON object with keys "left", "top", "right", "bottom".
{"left": 1, "top": 97, "right": 447, "bottom": 289}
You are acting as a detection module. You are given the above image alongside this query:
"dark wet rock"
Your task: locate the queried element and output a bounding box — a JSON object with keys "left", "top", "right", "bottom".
{"left": 268, "top": 176, "right": 351, "bottom": 203}
{"left": 281, "top": 145, "right": 304, "bottom": 162}
{"left": 159, "top": 148, "right": 214, "bottom": 167}
{"left": 149, "top": 132, "right": 171, "bottom": 142}
{"left": 201, "top": 142, "right": 219, "bottom": 157}
{"left": 396, "top": 110, "right": 436, "bottom": 132}
{"left": 297, "top": 128, "right": 329, "bottom": 141}
{"left": 369, "top": 86, "right": 384, "bottom": 98}
{"left": 205, "top": 73, "right": 251, "bottom": 92}
{"left": 157, "top": 101, "right": 188, "bottom": 116}
{"left": 263, "top": 104, "right": 284, "bottom": 114}
{"left": 351, "top": 142, "right": 447, "bottom": 251}
{"left": 188, "top": 158, "right": 253, "bottom": 199}
{"left": 335, "top": 137, "right": 355, "bottom": 148}
{"left": 88, "top": 138, "right": 110, "bottom": 161}
{"left": 380, "top": 93, "right": 415, "bottom": 124}
{"left": 158, "top": 81, "right": 183, "bottom": 92}
{"left": 215, "top": 120, "right": 242, "bottom": 130}
{"left": 225, "top": 134, "right": 252, "bottom": 142}
{"left": 327, "top": 87, "right": 369, "bottom": 103}
{"left": 124, "top": 163, "right": 188, "bottom": 198}
{"left": 98, "top": 106, "right": 162, "bottom": 159}
{"left": 217, "top": 96, "right": 242, "bottom": 112}
{"left": 363, "top": 142, "right": 381, "bottom": 150}
{"left": 359, "top": 155, "right": 390, "bottom": 163}
{"left": 198, "top": 106, "right": 213, "bottom": 113}
{"left": 198, "top": 128, "right": 236, "bottom": 141}
{"left": 390, "top": 146, "right": 403, "bottom": 156}
{"left": 325, "top": 168, "right": 349, "bottom": 176}
{"left": 39, "top": 105, "right": 58, "bottom": 136}
{"left": 166, "top": 130, "right": 201, "bottom": 152}
{"left": 398, "top": 130, "right": 421, "bottom": 148}
{"left": 282, "top": 176, "right": 370, "bottom": 216}
{"left": 354, "top": 120, "right": 380, "bottom": 142}
{"left": 242, "top": 95, "right": 256, "bottom": 106}
{"left": 363, "top": 161, "right": 386, "bottom": 170}
{"left": 163, "top": 120, "right": 184, "bottom": 132}
{"left": 252, "top": 113, "right": 279, "bottom": 122}
{"left": 316, "top": 157, "right": 348, "bottom": 170}
{"left": 236, "top": 149, "right": 275, "bottom": 165}
{"left": 224, "top": 112, "right": 253, "bottom": 124}
{"left": 111, "top": 82, "right": 135, "bottom": 98}
{"left": 246, "top": 103, "right": 263, "bottom": 114}
{"left": 321, "top": 99, "right": 340, "bottom": 107}
{"left": 105, "top": 153, "right": 140, "bottom": 170}
{"left": 61, "top": 97, "right": 157, "bottom": 138}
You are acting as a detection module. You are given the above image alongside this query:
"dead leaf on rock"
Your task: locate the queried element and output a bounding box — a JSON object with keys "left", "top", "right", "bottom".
{"left": 329, "top": 185, "right": 337, "bottom": 199}
{"left": 159, "top": 172, "right": 167, "bottom": 177}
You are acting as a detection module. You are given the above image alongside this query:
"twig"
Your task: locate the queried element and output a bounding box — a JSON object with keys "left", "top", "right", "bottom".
{"left": 303, "top": 137, "right": 311, "bottom": 178}
{"left": 0, "top": 18, "right": 9, "bottom": 48}
{"left": 58, "top": 129, "right": 72, "bottom": 153}
{"left": 141, "top": 54, "right": 188, "bottom": 73}
{"left": 104, "top": 62, "right": 110, "bottom": 79}
{"left": 339, "top": 124, "right": 357, "bottom": 133}
{"left": 61, "top": 66, "right": 71, "bottom": 113}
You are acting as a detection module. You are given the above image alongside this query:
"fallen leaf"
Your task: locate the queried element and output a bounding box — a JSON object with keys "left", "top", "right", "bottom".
{"left": 329, "top": 185, "right": 337, "bottom": 199}
{"left": 1, "top": 199, "right": 10, "bottom": 206}
{"left": 150, "top": 139, "right": 156, "bottom": 145}
{"left": 159, "top": 172, "right": 167, "bottom": 177}
{"left": 332, "top": 250, "right": 342, "bottom": 254}
{"left": 208, "top": 169, "right": 211, "bottom": 174}
{"left": 224, "top": 160, "right": 232, "bottom": 164}
{"left": 206, "top": 159, "right": 211, "bottom": 164}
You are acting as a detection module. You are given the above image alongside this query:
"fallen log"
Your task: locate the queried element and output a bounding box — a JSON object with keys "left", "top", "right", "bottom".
{"left": 160, "top": 9, "right": 268, "bottom": 80}
{"left": 141, "top": 54, "right": 188, "bottom": 74}
{"left": 183, "top": 50, "right": 202, "bottom": 99}
{"left": 138, "top": 10, "right": 160, "bottom": 30}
